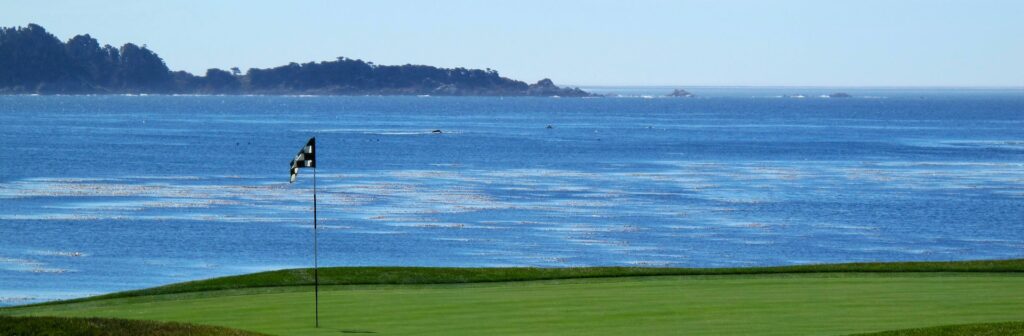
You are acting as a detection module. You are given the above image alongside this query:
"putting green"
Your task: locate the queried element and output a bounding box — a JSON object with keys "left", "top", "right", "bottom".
{"left": 6, "top": 273, "right": 1024, "bottom": 335}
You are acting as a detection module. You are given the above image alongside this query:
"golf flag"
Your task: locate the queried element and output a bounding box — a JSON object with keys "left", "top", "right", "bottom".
{"left": 289, "top": 137, "right": 316, "bottom": 183}
{"left": 287, "top": 136, "right": 321, "bottom": 327}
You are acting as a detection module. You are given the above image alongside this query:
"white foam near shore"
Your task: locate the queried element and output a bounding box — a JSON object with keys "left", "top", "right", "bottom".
{"left": 30, "top": 250, "right": 88, "bottom": 257}
{"left": 0, "top": 257, "right": 73, "bottom": 274}
{"left": 0, "top": 296, "right": 38, "bottom": 305}
{"left": 0, "top": 257, "right": 42, "bottom": 268}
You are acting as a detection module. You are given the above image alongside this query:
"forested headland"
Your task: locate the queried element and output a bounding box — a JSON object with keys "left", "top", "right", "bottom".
{"left": 0, "top": 24, "right": 592, "bottom": 96}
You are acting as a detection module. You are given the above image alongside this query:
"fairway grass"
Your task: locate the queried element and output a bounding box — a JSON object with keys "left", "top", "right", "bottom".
{"left": 4, "top": 272, "right": 1024, "bottom": 335}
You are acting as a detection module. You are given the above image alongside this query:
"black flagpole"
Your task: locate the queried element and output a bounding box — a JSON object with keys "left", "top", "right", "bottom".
{"left": 313, "top": 166, "right": 319, "bottom": 328}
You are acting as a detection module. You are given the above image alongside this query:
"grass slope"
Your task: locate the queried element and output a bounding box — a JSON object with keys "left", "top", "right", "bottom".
{"left": 853, "top": 321, "right": 1024, "bottom": 335}
{"left": 0, "top": 315, "right": 266, "bottom": 336}
{"left": 26, "top": 258, "right": 1024, "bottom": 307}
{"left": 2, "top": 260, "right": 1023, "bottom": 335}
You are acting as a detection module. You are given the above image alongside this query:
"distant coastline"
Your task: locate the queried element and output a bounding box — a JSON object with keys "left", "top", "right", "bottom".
{"left": 0, "top": 24, "right": 593, "bottom": 97}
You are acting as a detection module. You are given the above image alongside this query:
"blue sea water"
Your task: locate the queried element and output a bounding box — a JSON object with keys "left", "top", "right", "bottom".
{"left": 1, "top": 87, "right": 1023, "bottom": 305}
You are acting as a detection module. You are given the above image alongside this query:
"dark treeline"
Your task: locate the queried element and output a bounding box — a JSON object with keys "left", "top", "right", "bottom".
{"left": 0, "top": 24, "right": 591, "bottom": 96}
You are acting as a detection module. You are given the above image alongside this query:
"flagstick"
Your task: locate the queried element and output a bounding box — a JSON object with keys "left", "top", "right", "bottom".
{"left": 313, "top": 167, "right": 319, "bottom": 328}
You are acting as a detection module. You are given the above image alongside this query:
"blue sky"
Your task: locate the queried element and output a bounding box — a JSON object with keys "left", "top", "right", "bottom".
{"left": 5, "top": 0, "right": 1022, "bottom": 86}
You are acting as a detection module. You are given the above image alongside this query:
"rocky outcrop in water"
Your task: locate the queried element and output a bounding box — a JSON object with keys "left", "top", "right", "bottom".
{"left": 525, "top": 78, "right": 591, "bottom": 97}
{"left": 667, "top": 89, "right": 694, "bottom": 97}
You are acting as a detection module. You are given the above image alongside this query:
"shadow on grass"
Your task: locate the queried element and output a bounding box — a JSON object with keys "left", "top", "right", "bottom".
{"left": 337, "top": 329, "right": 376, "bottom": 333}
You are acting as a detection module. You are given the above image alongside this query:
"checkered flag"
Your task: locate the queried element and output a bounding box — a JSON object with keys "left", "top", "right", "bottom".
{"left": 289, "top": 137, "right": 316, "bottom": 183}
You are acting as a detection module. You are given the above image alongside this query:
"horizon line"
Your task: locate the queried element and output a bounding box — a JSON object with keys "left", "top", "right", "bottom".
{"left": 570, "top": 84, "right": 1024, "bottom": 90}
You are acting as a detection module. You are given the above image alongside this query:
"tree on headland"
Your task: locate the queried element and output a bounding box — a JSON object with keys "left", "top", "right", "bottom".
{"left": 0, "top": 24, "right": 74, "bottom": 91}
{"left": 202, "top": 68, "right": 241, "bottom": 92}
{"left": 114, "top": 43, "right": 172, "bottom": 92}
{"left": 0, "top": 24, "right": 175, "bottom": 93}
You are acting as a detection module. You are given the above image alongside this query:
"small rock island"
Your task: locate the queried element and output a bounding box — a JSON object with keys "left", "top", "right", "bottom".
{"left": 666, "top": 89, "right": 695, "bottom": 97}
{"left": 828, "top": 92, "right": 852, "bottom": 98}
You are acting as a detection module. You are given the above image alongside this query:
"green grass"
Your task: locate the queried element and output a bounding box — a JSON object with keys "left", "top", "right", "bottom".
{"left": 23, "top": 258, "right": 1024, "bottom": 307}
{"left": 852, "top": 321, "right": 1024, "bottom": 335}
{"left": 0, "top": 315, "right": 266, "bottom": 336}
{"left": 2, "top": 260, "right": 1023, "bottom": 335}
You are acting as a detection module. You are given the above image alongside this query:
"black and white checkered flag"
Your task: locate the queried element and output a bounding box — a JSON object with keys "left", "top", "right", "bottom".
{"left": 289, "top": 137, "right": 316, "bottom": 183}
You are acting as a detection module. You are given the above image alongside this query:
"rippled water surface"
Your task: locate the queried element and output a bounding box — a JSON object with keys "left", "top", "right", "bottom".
{"left": 1, "top": 88, "right": 1023, "bottom": 304}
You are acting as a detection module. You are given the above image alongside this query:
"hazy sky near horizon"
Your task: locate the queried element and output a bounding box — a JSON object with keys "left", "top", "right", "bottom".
{"left": 5, "top": 0, "right": 1022, "bottom": 86}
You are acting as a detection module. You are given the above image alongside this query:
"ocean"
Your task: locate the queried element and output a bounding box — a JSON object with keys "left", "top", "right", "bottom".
{"left": 1, "top": 87, "right": 1022, "bottom": 305}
